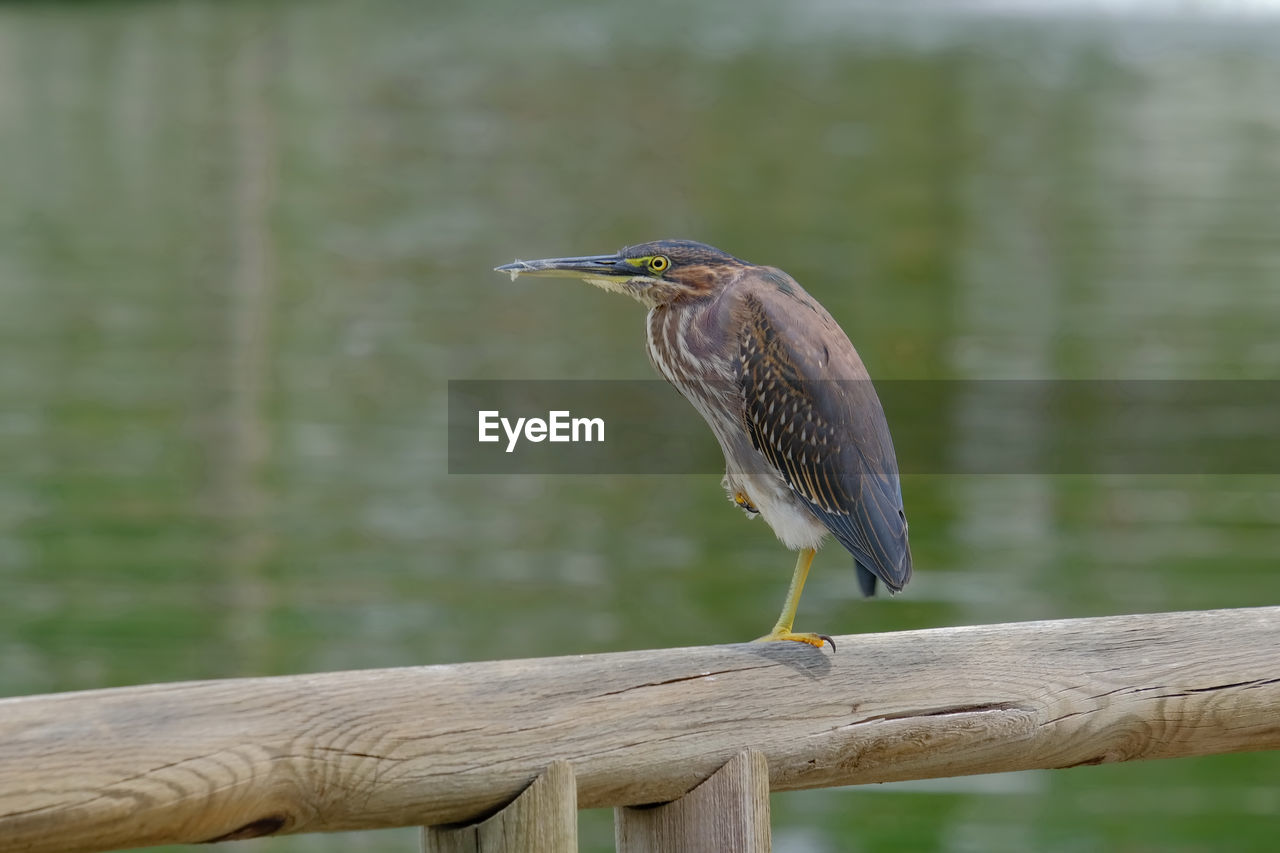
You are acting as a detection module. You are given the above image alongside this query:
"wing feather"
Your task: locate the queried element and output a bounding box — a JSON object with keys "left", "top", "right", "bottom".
{"left": 737, "top": 286, "right": 911, "bottom": 593}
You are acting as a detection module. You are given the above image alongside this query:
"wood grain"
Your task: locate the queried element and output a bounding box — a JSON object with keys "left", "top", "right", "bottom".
{"left": 423, "top": 760, "right": 576, "bottom": 853}
{"left": 1, "top": 607, "right": 1278, "bottom": 853}
{"left": 615, "top": 749, "right": 770, "bottom": 852}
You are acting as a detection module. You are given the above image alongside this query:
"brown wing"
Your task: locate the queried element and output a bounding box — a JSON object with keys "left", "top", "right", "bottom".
{"left": 735, "top": 277, "right": 912, "bottom": 593}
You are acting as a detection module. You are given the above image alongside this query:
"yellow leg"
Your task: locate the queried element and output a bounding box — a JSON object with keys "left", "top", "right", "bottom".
{"left": 754, "top": 548, "right": 833, "bottom": 650}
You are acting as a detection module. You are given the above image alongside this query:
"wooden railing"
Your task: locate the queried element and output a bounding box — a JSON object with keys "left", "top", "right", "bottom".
{"left": 2, "top": 607, "right": 1278, "bottom": 852}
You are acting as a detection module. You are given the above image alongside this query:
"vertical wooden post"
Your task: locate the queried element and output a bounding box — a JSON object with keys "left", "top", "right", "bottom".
{"left": 422, "top": 760, "right": 577, "bottom": 853}
{"left": 614, "top": 750, "right": 771, "bottom": 853}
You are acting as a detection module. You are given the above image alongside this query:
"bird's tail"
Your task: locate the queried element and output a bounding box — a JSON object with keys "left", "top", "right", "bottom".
{"left": 855, "top": 561, "right": 878, "bottom": 597}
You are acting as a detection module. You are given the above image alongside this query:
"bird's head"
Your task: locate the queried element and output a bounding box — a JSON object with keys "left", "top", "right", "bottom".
{"left": 496, "top": 240, "right": 746, "bottom": 308}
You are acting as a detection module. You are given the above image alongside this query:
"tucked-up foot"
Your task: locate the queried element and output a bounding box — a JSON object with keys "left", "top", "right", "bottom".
{"left": 754, "top": 629, "right": 835, "bottom": 651}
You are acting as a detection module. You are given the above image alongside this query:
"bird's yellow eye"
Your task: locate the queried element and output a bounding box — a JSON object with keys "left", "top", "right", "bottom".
{"left": 649, "top": 255, "right": 670, "bottom": 274}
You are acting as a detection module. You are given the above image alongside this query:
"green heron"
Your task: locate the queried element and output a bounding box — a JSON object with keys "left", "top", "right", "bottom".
{"left": 496, "top": 240, "right": 911, "bottom": 649}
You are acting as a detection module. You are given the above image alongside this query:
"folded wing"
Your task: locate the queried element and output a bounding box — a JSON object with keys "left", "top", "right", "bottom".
{"left": 736, "top": 287, "right": 911, "bottom": 594}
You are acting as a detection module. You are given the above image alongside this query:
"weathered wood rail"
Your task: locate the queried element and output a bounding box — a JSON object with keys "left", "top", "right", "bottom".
{"left": 1, "top": 607, "right": 1278, "bottom": 852}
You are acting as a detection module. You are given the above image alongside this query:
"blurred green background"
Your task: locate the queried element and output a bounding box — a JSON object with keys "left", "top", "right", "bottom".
{"left": 1, "top": 0, "right": 1278, "bottom": 851}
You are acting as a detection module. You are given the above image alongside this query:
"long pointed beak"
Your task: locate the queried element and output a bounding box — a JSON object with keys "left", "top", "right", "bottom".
{"left": 495, "top": 254, "right": 629, "bottom": 282}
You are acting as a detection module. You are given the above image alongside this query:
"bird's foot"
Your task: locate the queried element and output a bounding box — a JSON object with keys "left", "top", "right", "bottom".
{"left": 753, "top": 629, "right": 835, "bottom": 651}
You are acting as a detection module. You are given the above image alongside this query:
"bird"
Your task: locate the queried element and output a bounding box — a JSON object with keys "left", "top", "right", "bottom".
{"left": 496, "top": 240, "right": 911, "bottom": 649}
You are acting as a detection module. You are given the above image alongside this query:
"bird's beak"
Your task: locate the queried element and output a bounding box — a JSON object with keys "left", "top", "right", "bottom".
{"left": 495, "top": 254, "right": 631, "bottom": 282}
